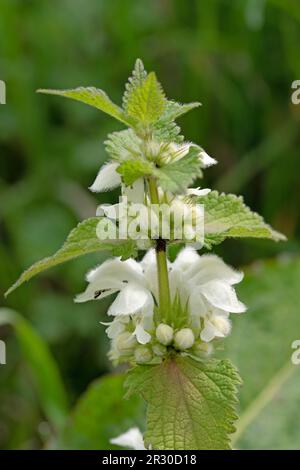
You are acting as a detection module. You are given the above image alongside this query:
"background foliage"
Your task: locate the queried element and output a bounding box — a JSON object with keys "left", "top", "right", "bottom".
{"left": 0, "top": 0, "right": 299, "bottom": 449}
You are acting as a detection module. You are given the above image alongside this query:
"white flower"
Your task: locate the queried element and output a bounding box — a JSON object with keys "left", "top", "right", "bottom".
{"left": 75, "top": 258, "right": 150, "bottom": 311}
{"left": 76, "top": 247, "right": 245, "bottom": 359}
{"left": 96, "top": 185, "right": 208, "bottom": 246}
{"left": 89, "top": 162, "right": 121, "bottom": 192}
{"left": 96, "top": 182, "right": 147, "bottom": 235}
{"left": 186, "top": 187, "right": 211, "bottom": 197}
{"left": 165, "top": 142, "right": 191, "bottom": 162}
{"left": 75, "top": 257, "right": 154, "bottom": 345}
{"left": 160, "top": 142, "right": 217, "bottom": 168}
{"left": 114, "top": 331, "right": 137, "bottom": 353}
{"left": 200, "top": 308, "right": 231, "bottom": 342}
{"left": 170, "top": 247, "right": 246, "bottom": 342}
{"left": 199, "top": 150, "right": 217, "bottom": 168}
{"left": 152, "top": 189, "right": 208, "bottom": 244}
{"left": 110, "top": 427, "right": 146, "bottom": 450}
{"left": 89, "top": 141, "right": 215, "bottom": 197}
{"left": 90, "top": 160, "right": 145, "bottom": 205}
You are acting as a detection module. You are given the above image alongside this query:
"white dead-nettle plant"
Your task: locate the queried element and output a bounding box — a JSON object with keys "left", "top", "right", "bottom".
{"left": 6, "top": 59, "right": 285, "bottom": 450}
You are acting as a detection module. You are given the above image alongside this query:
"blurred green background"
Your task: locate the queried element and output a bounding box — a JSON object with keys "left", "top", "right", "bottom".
{"left": 0, "top": 0, "right": 300, "bottom": 449}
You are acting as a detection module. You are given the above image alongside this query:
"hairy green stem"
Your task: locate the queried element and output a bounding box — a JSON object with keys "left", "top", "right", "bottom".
{"left": 147, "top": 178, "right": 171, "bottom": 317}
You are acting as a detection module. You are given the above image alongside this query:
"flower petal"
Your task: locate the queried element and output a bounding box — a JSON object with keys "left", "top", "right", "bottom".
{"left": 133, "top": 324, "right": 151, "bottom": 344}
{"left": 75, "top": 281, "right": 119, "bottom": 303}
{"left": 172, "top": 247, "right": 200, "bottom": 273}
{"left": 199, "top": 151, "right": 217, "bottom": 168}
{"left": 141, "top": 249, "right": 156, "bottom": 269}
{"left": 188, "top": 289, "right": 208, "bottom": 317}
{"left": 87, "top": 258, "right": 144, "bottom": 284}
{"left": 140, "top": 249, "right": 159, "bottom": 300}
{"left": 200, "top": 280, "right": 246, "bottom": 313}
{"left": 201, "top": 314, "right": 231, "bottom": 342}
{"left": 103, "top": 320, "right": 126, "bottom": 339}
{"left": 167, "top": 142, "right": 191, "bottom": 162}
{"left": 186, "top": 187, "right": 211, "bottom": 197}
{"left": 75, "top": 258, "right": 146, "bottom": 303}
{"left": 108, "top": 283, "right": 154, "bottom": 316}
{"left": 187, "top": 254, "right": 244, "bottom": 286}
{"left": 168, "top": 268, "right": 185, "bottom": 302}
{"left": 110, "top": 427, "right": 145, "bottom": 450}
{"left": 89, "top": 162, "right": 121, "bottom": 192}
{"left": 200, "top": 320, "right": 219, "bottom": 342}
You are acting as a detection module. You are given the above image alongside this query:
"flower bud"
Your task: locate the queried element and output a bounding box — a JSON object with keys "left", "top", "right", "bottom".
{"left": 144, "top": 140, "right": 161, "bottom": 160}
{"left": 134, "top": 346, "right": 152, "bottom": 364}
{"left": 156, "top": 323, "right": 174, "bottom": 346}
{"left": 152, "top": 343, "right": 167, "bottom": 357}
{"left": 174, "top": 328, "right": 195, "bottom": 350}
{"left": 193, "top": 341, "right": 213, "bottom": 357}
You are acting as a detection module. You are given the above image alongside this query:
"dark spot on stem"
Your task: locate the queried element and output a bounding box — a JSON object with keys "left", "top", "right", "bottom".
{"left": 156, "top": 238, "right": 166, "bottom": 252}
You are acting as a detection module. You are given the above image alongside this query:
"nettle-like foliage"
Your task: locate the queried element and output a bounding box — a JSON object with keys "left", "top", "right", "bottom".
{"left": 6, "top": 60, "right": 285, "bottom": 450}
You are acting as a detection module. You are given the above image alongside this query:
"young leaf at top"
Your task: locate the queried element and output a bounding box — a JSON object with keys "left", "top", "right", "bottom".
{"left": 5, "top": 218, "right": 136, "bottom": 296}
{"left": 156, "top": 147, "right": 203, "bottom": 193}
{"left": 122, "top": 58, "right": 148, "bottom": 110}
{"left": 125, "top": 355, "right": 241, "bottom": 450}
{"left": 199, "top": 191, "right": 286, "bottom": 248}
{"left": 122, "top": 60, "right": 200, "bottom": 127}
{"left": 124, "top": 72, "right": 166, "bottom": 125}
{"left": 37, "top": 87, "right": 132, "bottom": 126}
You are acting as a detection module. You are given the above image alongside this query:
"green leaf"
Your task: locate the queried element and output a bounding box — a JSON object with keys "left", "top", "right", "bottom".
{"left": 112, "top": 239, "right": 138, "bottom": 260}
{"left": 163, "top": 100, "right": 201, "bottom": 120}
{"left": 153, "top": 118, "right": 183, "bottom": 143}
{"left": 123, "top": 58, "right": 148, "bottom": 110}
{"left": 122, "top": 61, "right": 199, "bottom": 126}
{"left": 59, "top": 374, "right": 145, "bottom": 450}
{"left": 157, "top": 147, "right": 202, "bottom": 193}
{"left": 117, "top": 159, "right": 154, "bottom": 185}
{"left": 152, "top": 100, "right": 190, "bottom": 143}
{"left": 222, "top": 256, "right": 300, "bottom": 449}
{"left": 125, "top": 356, "right": 241, "bottom": 450}
{"left": 105, "top": 129, "right": 142, "bottom": 162}
{"left": 0, "top": 308, "right": 68, "bottom": 430}
{"left": 125, "top": 72, "right": 166, "bottom": 124}
{"left": 37, "top": 87, "right": 132, "bottom": 126}
{"left": 5, "top": 218, "right": 135, "bottom": 296}
{"left": 199, "top": 191, "right": 286, "bottom": 248}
